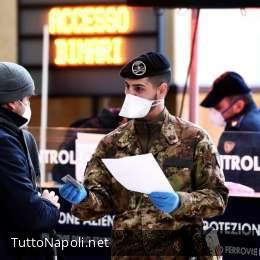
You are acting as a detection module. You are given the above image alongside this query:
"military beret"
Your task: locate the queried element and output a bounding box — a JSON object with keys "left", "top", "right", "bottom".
{"left": 200, "top": 71, "right": 251, "bottom": 108}
{"left": 120, "top": 52, "right": 171, "bottom": 79}
{"left": 0, "top": 62, "right": 35, "bottom": 105}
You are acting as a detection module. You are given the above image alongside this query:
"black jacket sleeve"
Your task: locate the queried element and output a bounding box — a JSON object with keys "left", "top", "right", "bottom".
{"left": 0, "top": 133, "right": 59, "bottom": 231}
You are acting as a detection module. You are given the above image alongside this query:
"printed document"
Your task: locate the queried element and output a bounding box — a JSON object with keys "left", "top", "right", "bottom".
{"left": 102, "top": 153, "right": 174, "bottom": 194}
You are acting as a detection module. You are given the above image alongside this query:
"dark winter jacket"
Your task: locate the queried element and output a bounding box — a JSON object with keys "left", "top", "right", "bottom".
{"left": 0, "top": 106, "right": 59, "bottom": 258}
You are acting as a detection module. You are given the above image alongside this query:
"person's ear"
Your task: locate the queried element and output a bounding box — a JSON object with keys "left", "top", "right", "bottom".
{"left": 233, "top": 99, "right": 245, "bottom": 114}
{"left": 158, "top": 83, "right": 168, "bottom": 98}
{"left": 3, "top": 101, "right": 17, "bottom": 111}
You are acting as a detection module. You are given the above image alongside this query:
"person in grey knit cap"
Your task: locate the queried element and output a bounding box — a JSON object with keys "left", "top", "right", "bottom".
{"left": 0, "top": 62, "right": 60, "bottom": 259}
{"left": 0, "top": 62, "right": 35, "bottom": 104}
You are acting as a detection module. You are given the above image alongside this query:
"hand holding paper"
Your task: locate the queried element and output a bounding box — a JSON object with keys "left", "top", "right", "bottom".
{"left": 148, "top": 191, "right": 180, "bottom": 213}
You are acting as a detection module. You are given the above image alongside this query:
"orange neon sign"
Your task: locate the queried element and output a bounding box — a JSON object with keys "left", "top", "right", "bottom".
{"left": 54, "top": 37, "right": 124, "bottom": 66}
{"left": 48, "top": 6, "right": 130, "bottom": 66}
{"left": 48, "top": 6, "right": 131, "bottom": 35}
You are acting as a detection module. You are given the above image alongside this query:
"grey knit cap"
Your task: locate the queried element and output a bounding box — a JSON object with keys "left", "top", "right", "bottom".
{"left": 0, "top": 62, "right": 35, "bottom": 104}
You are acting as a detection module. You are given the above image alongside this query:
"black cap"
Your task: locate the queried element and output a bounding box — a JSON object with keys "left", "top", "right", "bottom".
{"left": 0, "top": 62, "right": 35, "bottom": 105}
{"left": 200, "top": 71, "right": 251, "bottom": 108}
{"left": 120, "top": 52, "right": 171, "bottom": 79}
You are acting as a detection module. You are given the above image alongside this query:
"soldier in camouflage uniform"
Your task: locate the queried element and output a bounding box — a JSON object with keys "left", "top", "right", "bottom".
{"left": 60, "top": 52, "right": 228, "bottom": 259}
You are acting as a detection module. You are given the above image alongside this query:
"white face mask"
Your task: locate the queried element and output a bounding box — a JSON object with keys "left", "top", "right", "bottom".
{"left": 19, "top": 100, "right": 32, "bottom": 127}
{"left": 209, "top": 108, "right": 226, "bottom": 127}
{"left": 119, "top": 94, "right": 164, "bottom": 119}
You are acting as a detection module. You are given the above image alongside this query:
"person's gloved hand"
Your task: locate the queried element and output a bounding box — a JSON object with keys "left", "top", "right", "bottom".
{"left": 148, "top": 191, "right": 180, "bottom": 214}
{"left": 59, "top": 183, "right": 88, "bottom": 204}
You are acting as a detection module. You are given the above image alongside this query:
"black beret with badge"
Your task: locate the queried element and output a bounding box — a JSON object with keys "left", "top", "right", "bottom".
{"left": 120, "top": 51, "right": 171, "bottom": 79}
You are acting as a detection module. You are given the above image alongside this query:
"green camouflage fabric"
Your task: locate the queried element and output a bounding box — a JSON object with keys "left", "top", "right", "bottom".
{"left": 72, "top": 109, "right": 228, "bottom": 259}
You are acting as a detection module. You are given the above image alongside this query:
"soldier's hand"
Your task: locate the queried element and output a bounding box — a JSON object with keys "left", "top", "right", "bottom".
{"left": 42, "top": 189, "right": 60, "bottom": 209}
{"left": 59, "top": 183, "right": 88, "bottom": 204}
{"left": 148, "top": 191, "right": 180, "bottom": 214}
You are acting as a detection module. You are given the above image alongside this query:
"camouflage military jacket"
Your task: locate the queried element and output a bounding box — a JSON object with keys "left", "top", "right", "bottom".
{"left": 72, "top": 110, "right": 228, "bottom": 258}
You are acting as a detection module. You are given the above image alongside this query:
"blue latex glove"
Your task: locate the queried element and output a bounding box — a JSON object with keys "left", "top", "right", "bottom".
{"left": 148, "top": 191, "right": 180, "bottom": 214}
{"left": 59, "top": 183, "right": 88, "bottom": 204}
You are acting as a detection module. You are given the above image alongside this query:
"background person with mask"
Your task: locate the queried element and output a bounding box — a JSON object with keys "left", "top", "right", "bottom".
{"left": 0, "top": 62, "right": 60, "bottom": 259}
{"left": 200, "top": 71, "right": 260, "bottom": 131}
{"left": 60, "top": 52, "right": 228, "bottom": 258}
{"left": 200, "top": 71, "right": 260, "bottom": 194}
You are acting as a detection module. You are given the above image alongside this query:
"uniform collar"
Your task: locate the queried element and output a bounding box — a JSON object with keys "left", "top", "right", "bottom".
{"left": 116, "top": 108, "right": 178, "bottom": 148}
{"left": 134, "top": 108, "right": 165, "bottom": 135}
{"left": 225, "top": 101, "right": 257, "bottom": 130}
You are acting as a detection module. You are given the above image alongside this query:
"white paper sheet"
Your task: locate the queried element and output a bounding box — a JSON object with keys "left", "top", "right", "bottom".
{"left": 102, "top": 153, "right": 174, "bottom": 194}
